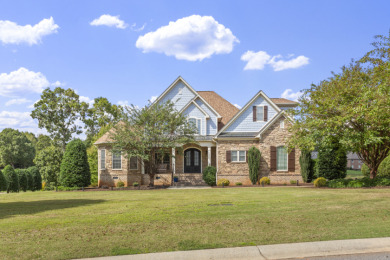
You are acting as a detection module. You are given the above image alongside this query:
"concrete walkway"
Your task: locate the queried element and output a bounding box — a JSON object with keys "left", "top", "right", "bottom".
{"left": 81, "top": 237, "right": 390, "bottom": 260}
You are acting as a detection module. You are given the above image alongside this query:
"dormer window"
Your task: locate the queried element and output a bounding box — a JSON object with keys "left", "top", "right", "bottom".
{"left": 253, "top": 105, "right": 268, "bottom": 122}
{"left": 188, "top": 117, "right": 201, "bottom": 135}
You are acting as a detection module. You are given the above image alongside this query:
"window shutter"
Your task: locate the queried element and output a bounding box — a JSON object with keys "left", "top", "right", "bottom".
{"left": 288, "top": 148, "right": 295, "bottom": 172}
{"left": 226, "top": 150, "right": 231, "bottom": 163}
{"left": 270, "top": 146, "right": 276, "bottom": 171}
{"left": 246, "top": 150, "right": 248, "bottom": 162}
{"left": 253, "top": 106, "right": 257, "bottom": 122}
{"left": 264, "top": 106, "right": 268, "bottom": 121}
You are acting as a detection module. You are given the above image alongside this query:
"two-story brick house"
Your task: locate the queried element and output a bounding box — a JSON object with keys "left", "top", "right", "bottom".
{"left": 94, "top": 76, "right": 302, "bottom": 187}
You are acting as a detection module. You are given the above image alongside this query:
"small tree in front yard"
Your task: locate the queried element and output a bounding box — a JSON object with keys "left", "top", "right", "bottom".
{"left": 16, "top": 169, "right": 28, "bottom": 192}
{"left": 0, "top": 169, "right": 7, "bottom": 191}
{"left": 3, "top": 165, "right": 19, "bottom": 193}
{"left": 112, "top": 101, "right": 196, "bottom": 187}
{"left": 28, "top": 166, "right": 42, "bottom": 191}
{"left": 299, "top": 150, "right": 314, "bottom": 183}
{"left": 248, "top": 146, "right": 261, "bottom": 184}
{"left": 34, "top": 145, "right": 63, "bottom": 187}
{"left": 316, "top": 139, "right": 347, "bottom": 180}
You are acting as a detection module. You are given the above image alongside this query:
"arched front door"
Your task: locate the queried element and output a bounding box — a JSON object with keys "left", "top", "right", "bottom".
{"left": 184, "top": 148, "right": 201, "bottom": 173}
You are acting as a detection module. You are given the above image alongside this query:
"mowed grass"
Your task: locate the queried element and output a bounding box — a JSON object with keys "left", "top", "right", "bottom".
{"left": 1, "top": 187, "right": 390, "bottom": 260}
{"left": 346, "top": 169, "right": 364, "bottom": 179}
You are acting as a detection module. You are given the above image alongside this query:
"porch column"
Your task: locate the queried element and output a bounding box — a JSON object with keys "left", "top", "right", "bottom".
{"left": 208, "top": 146, "right": 211, "bottom": 166}
{"left": 141, "top": 160, "right": 145, "bottom": 174}
{"left": 172, "top": 147, "right": 176, "bottom": 174}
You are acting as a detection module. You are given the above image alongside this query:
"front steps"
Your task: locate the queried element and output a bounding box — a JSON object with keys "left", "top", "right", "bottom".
{"left": 174, "top": 173, "right": 207, "bottom": 186}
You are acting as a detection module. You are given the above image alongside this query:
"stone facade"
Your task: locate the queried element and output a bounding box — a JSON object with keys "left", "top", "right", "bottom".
{"left": 217, "top": 116, "right": 302, "bottom": 185}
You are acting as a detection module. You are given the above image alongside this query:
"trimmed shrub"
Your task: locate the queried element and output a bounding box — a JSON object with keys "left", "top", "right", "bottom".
{"left": 16, "top": 169, "right": 28, "bottom": 192}
{"left": 235, "top": 182, "right": 242, "bottom": 186}
{"left": 290, "top": 180, "right": 297, "bottom": 185}
{"left": 28, "top": 166, "right": 42, "bottom": 191}
{"left": 314, "top": 177, "right": 327, "bottom": 187}
{"left": 327, "top": 179, "right": 347, "bottom": 188}
{"left": 59, "top": 139, "right": 91, "bottom": 187}
{"left": 217, "top": 178, "right": 230, "bottom": 186}
{"left": 133, "top": 182, "right": 139, "bottom": 187}
{"left": 26, "top": 170, "right": 34, "bottom": 191}
{"left": 316, "top": 139, "right": 347, "bottom": 180}
{"left": 3, "top": 165, "right": 19, "bottom": 193}
{"left": 299, "top": 150, "right": 314, "bottom": 182}
{"left": 202, "top": 166, "right": 217, "bottom": 186}
{"left": 117, "top": 181, "right": 125, "bottom": 187}
{"left": 0, "top": 169, "right": 7, "bottom": 191}
{"left": 248, "top": 146, "right": 261, "bottom": 185}
{"left": 259, "top": 177, "right": 270, "bottom": 185}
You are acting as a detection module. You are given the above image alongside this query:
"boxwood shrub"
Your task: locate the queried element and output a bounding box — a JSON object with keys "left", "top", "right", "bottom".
{"left": 202, "top": 166, "right": 216, "bottom": 186}
{"left": 217, "top": 178, "right": 230, "bottom": 186}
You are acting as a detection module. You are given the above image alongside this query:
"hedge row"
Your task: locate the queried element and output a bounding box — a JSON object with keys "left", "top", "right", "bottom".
{"left": 0, "top": 166, "right": 42, "bottom": 193}
{"left": 314, "top": 177, "right": 390, "bottom": 188}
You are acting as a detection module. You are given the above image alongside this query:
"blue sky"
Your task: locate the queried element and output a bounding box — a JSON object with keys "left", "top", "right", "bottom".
{"left": 0, "top": 0, "right": 389, "bottom": 134}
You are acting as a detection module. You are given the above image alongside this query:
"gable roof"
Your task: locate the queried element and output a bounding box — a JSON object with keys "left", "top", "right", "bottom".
{"left": 94, "top": 129, "right": 115, "bottom": 145}
{"left": 198, "top": 91, "right": 239, "bottom": 128}
{"left": 179, "top": 99, "right": 210, "bottom": 119}
{"left": 215, "top": 90, "right": 282, "bottom": 137}
{"left": 270, "top": 98, "right": 299, "bottom": 106}
{"left": 256, "top": 110, "right": 293, "bottom": 138}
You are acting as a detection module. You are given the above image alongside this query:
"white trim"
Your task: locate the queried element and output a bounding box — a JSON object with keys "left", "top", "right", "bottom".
{"left": 100, "top": 149, "right": 106, "bottom": 170}
{"left": 280, "top": 119, "right": 285, "bottom": 129}
{"left": 256, "top": 111, "right": 294, "bottom": 139}
{"left": 180, "top": 99, "right": 210, "bottom": 119}
{"left": 231, "top": 150, "right": 246, "bottom": 162}
{"left": 215, "top": 90, "right": 281, "bottom": 137}
{"left": 183, "top": 147, "right": 202, "bottom": 173}
{"left": 112, "top": 151, "right": 122, "bottom": 170}
{"left": 129, "top": 156, "right": 138, "bottom": 170}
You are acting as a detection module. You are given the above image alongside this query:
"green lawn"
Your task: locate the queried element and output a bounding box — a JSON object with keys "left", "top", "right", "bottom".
{"left": 1, "top": 187, "right": 390, "bottom": 260}
{"left": 346, "top": 169, "right": 364, "bottom": 179}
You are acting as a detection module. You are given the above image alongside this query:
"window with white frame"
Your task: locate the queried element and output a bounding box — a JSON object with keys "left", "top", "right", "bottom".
{"left": 100, "top": 149, "right": 106, "bottom": 169}
{"left": 130, "top": 156, "right": 138, "bottom": 170}
{"left": 112, "top": 151, "right": 122, "bottom": 169}
{"left": 188, "top": 117, "right": 201, "bottom": 135}
{"left": 256, "top": 106, "right": 264, "bottom": 121}
{"left": 280, "top": 119, "right": 285, "bottom": 129}
{"left": 231, "top": 150, "right": 246, "bottom": 162}
{"left": 277, "top": 146, "right": 288, "bottom": 171}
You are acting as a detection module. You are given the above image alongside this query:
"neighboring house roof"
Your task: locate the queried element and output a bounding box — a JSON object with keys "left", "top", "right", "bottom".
{"left": 347, "top": 152, "right": 361, "bottom": 160}
{"left": 270, "top": 98, "right": 299, "bottom": 106}
{"left": 94, "top": 129, "right": 114, "bottom": 145}
{"left": 197, "top": 91, "right": 239, "bottom": 129}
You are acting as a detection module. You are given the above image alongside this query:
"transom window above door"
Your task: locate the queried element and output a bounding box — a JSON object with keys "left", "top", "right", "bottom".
{"left": 188, "top": 118, "right": 201, "bottom": 135}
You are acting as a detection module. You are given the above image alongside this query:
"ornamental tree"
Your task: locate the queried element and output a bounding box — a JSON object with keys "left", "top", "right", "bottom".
{"left": 248, "top": 146, "right": 261, "bottom": 184}
{"left": 299, "top": 150, "right": 314, "bottom": 183}
{"left": 288, "top": 34, "right": 390, "bottom": 178}
{"left": 111, "top": 101, "right": 196, "bottom": 186}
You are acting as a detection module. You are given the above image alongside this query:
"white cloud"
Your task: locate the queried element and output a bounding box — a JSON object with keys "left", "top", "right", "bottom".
{"left": 150, "top": 96, "right": 158, "bottom": 103}
{"left": 0, "top": 111, "right": 35, "bottom": 128}
{"left": 131, "top": 23, "right": 146, "bottom": 32}
{"left": 281, "top": 89, "right": 303, "bottom": 102}
{"left": 0, "top": 17, "right": 59, "bottom": 45}
{"left": 5, "top": 98, "right": 31, "bottom": 106}
{"left": 117, "top": 100, "right": 129, "bottom": 106}
{"left": 0, "top": 67, "right": 50, "bottom": 97}
{"left": 269, "top": 55, "right": 309, "bottom": 71}
{"left": 241, "top": 51, "right": 271, "bottom": 70}
{"left": 90, "top": 14, "right": 128, "bottom": 29}
{"left": 234, "top": 104, "right": 241, "bottom": 109}
{"left": 51, "top": 80, "right": 65, "bottom": 87}
{"left": 241, "top": 51, "right": 309, "bottom": 71}
{"left": 136, "top": 15, "right": 239, "bottom": 61}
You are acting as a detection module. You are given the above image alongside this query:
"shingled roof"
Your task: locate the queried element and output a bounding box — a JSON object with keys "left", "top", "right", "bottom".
{"left": 197, "top": 91, "right": 239, "bottom": 130}
{"left": 270, "top": 98, "right": 299, "bottom": 106}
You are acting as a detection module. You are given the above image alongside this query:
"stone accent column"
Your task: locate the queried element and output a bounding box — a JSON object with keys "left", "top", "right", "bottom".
{"left": 172, "top": 147, "right": 176, "bottom": 174}
{"left": 208, "top": 146, "right": 211, "bottom": 166}
{"left": 141, "top": 160, "right": 145, "bottom": 174}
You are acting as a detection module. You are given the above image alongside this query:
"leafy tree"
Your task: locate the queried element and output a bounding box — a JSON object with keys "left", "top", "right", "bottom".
{"left": 362, "top": 155, "right": 390, "bottom": 178}
{"left": 31, "top": 87, "right": 89, "bottom": 151}
{"left": 16, "top": 169, "right": 28, "bottom": 192}
{"left": 0, "top": 169, "right": 7, "bottom": 191}
{"left": 34, "top": 145, "right": 63, "bottom": 187}
{"left": 248, "top": 146, "right": 261, "bottom": 184}
{"left": 60, "top": 139, "right": 90, "bottom": 187}
{"left": 112, "top": 101, "right": 196, "bottom": 186}
{"left": 3, "top": 165, "right": 19, "bottom": 193}
{"left": 28, "top": 166, "right": 42, "bottom": 191}
{"left": 288, "top": 34, "right": 390, "bottom": 178}
{"left": 23, "top": 132, "right": 37, "bottom": 148}
{"left": 87, "top": 125, "right": 112, "bottom": 185}
{"left": 35, "top": 134, "right": 53, "bottom": 153}
{"left": 83, "top": 97, "right": 123, "bottom": 146}
{"left": 316, "top": 139, "right": 347, "bottom": 180}
{"left": 299, "top": 150, "right": 314, "bottom": 183}
{"left": 0, "top": 128, "right": 35, "bottom": 168}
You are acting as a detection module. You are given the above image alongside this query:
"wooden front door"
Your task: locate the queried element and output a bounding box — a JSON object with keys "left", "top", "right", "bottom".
{"left": 184, "top": 148, "right": 201, "bottom": 173}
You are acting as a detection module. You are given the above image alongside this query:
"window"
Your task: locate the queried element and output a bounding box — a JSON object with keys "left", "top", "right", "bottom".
{"left": 112, "top": 151, "right": 122, "bottom": 170}
{"left": 231, "top": 150, "right": 246, "bottom": 162}
{"left": 130, "top": 156, "right": 138, "bottom": 170}
{"left": 277, "top": 146, "right": 288, "bottom": 171}
{"left": 256, "top": 106, "right": 264, "bottom": 121}
{"left": 280, "top": 119, "right": 285, "bottom": 129}
{"left": 100, "top": 149, "right": 106, "bottom": 169}
{"left": 188, "top": 117, "right": 201, "bottom": 135}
